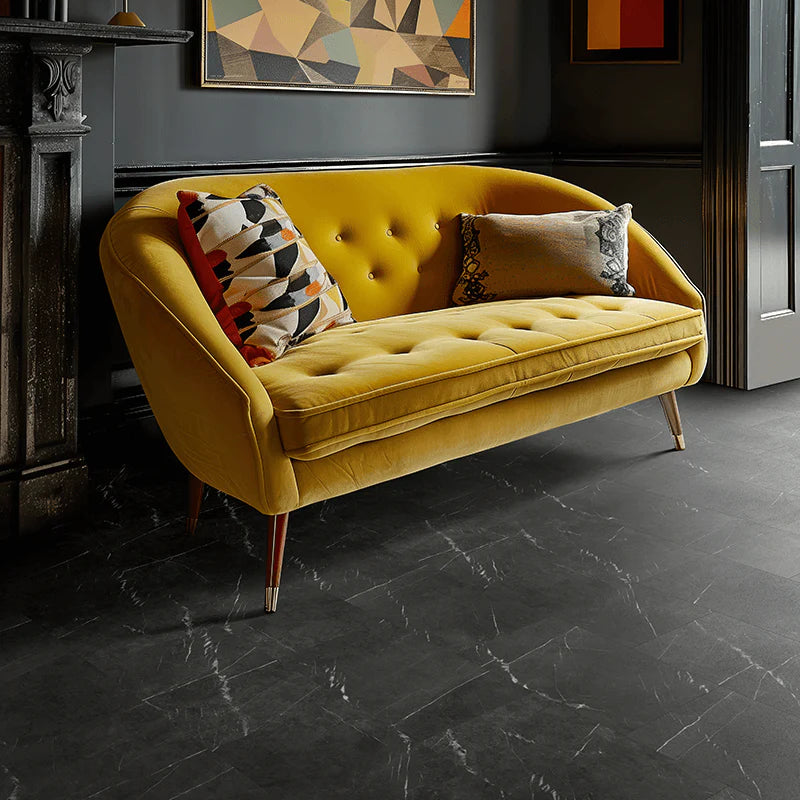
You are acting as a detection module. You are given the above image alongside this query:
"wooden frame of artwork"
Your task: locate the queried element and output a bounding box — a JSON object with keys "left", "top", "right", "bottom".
{"left": 570, "top": 0, "right": 682, "bottom": 64}
{"left": 200, "top": 0, "right": 476, "bottom": 94}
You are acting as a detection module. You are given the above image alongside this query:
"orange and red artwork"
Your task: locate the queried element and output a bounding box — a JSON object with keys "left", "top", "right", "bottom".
{"left": 571, "top": 0, "right": 681, "bottom": 64}
{"left": 202, "top": 0, "right": 475, "bottom": 93}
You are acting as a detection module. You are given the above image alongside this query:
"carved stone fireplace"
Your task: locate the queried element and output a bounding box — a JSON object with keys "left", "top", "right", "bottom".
{"left": 0, "top": 18, "right": 190, "bottom": 537}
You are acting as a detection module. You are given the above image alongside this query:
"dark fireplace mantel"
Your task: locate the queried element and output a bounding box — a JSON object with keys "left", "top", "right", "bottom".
{"left": 0, "top": 18, "right": 191, "bottom": 537}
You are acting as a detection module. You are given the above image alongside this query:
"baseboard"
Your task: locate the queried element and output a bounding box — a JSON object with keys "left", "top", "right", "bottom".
{"left": 113, "top": 149, "right": 702, "bottom": 197}
{"left": 553, "top": 151, "right": 702, "bottom": 169}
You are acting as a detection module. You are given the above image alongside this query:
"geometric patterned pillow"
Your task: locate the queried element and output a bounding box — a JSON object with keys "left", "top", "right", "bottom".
{"left": 177, "top": 184, "right": 353, "bottom": 366}
{"left": 452, "top": 204, "right": 635, "bottom": 306}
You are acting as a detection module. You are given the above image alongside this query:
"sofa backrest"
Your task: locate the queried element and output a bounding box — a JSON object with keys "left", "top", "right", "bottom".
{"left": 100, "top": 165, "right": 705, "bottom": 511}
{"left": 119, "top": 165, "right": 633, "bottom": 322}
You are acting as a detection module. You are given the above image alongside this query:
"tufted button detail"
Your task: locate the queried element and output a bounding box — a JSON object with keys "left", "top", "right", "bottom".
{"left": 335, "top": 234, "right": 343, "bottom": 242}
{"left": 434, "top": 222, "right": 441, "bottom": 230}
{"left": 368, "top": 271, "right": 375, "bottom": 280}
{"left": 386, "top": 228, "right": 393, "bottom": 237}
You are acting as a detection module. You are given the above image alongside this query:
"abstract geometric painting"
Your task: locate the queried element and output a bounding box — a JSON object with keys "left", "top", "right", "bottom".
{"left": 571, "top": 0, "right": 681, "bottom": 64}
{"left": 201, "top": 0, "right": 475, "bottom": 93}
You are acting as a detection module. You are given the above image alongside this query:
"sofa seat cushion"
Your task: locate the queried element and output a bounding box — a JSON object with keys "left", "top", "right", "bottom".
{"left": 255, "top": 296, "right": 705, "bottom": 460}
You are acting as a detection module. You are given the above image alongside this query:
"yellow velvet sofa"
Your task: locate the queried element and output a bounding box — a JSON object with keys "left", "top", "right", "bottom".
{"left": 99, "top": 165, "right": 707, "bottom": 613}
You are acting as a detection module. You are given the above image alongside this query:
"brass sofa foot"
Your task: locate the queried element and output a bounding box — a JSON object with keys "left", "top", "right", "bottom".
{"left": 265, "top": 513, "right": 289, "bottom": 613}
{"left": 659, "top": 390, "right": 686, "bottom": 451}
{"left": 265, "top": 586, "right": 280, "bottom": 613}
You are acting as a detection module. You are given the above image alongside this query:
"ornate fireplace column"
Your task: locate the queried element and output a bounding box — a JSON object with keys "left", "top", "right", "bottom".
{"left": 0, "top": 19, "right": 191, "bottom": 537}
{"left": 0, "top": 36, "right": 89, "bottom": 536}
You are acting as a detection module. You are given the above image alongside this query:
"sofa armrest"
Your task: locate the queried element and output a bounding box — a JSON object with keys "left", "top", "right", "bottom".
{"left": 626, "top": 221, "right": 705, "bottom": 313}
{"left": 100, "top": 207, "right": 299, "bottom": 515}
{"left": 625, "top": 222, "right": 707, "bottom": 385}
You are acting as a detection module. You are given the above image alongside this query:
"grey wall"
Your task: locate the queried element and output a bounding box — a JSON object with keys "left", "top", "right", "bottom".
{"left": 551, "top": 0, "right": 703, "bottom": 150}
{"left": 110, "top": 0, "right": 551, "bottom": 166}
{"left": 550, "top": 1, "right": 705, "bottom": 290}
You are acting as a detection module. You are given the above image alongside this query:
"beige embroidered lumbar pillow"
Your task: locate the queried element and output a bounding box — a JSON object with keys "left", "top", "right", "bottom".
{"left": 452, "top": 204, "right": 635, "bottom": 306}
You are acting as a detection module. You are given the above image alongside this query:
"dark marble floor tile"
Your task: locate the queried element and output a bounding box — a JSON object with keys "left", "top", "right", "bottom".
{"left": 386, "top": 456, "right": 540, "bottom": 523}
{"left": 663, "top": 383, "right": 800, "bottom": 427}
{"left": 244, "top": 594, "right": 391, "bottom": 656}
{"left": 619, "top": 469, "right": 799, "bottom": 536}
{"left": 0, "top": 654, "right": 140, "bottom": 739}
{"left": 85, "top": 620, "right": 285, "bottom": 702}
{"left": 639, "top": 612, "right": 800, "bottom": 719}
{"left": 561, "top": 580, "right": 712, "bottom": 647}
{"left": 289, "top": 625, "right": 491, "bottom": 727}
{"left": 629, "top": 688, "right": 800, "bottom": 799}
{"left": 642, "top": 556, "right": 800, "bottom": 642}
{"left": 0, "top": 703, "right": 214, "bottom": 800}
{"left": 548, "top": 479, "right": 736, "bottom": 548}
{"left": 140, "top": 648, "right": 320, "bottom": 750}
{"left": 644, "top": 474, "right": 788, "bottom": 531}
{"left": 490, "top": 500, "right": 695, "bottom": 585}
{"left": 477, "top": 625, "right": 714, "bottom": 733}
{"left": 217, "top": 697, "right": 407, "bottom": 799}
{"left": 614, "top": 441, "right": 779, "bottom": 494}
{"left": 708, "top": 787, "right": 755, "bottom": 800}
{"left": 346, "top": 558, "right": 554, "bottom": 652}
{"left": 0, "top": 618, "right": 74, "bottom": 684}
{"left": 687, "top": 517, "right": 800, "bottom": 578}
{"left": 409, "top": 694, "right": 722, "bottom": 800}
{"left": 92, "top": 749, "right": 265, "bottom": 800}
{"left": 741, "top": 488, "right": 800, "bottom": 533}
{"left": 0, "top": 610, "right": 30, "bottom": 632}
{"left": 559, "top": 733, "right": 724, "bottom": 800}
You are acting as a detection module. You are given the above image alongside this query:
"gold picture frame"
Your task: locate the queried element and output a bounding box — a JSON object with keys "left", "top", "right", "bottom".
{"left": 200, "top": 0, "right": 476, "bottom": 94}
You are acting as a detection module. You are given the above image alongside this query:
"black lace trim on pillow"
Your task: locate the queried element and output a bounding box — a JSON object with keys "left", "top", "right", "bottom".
{"left": 457, "top": 215, "right": 497, "bottom": 304}
{"left": 596, "top": 209, "right": 635, "bottom": 297}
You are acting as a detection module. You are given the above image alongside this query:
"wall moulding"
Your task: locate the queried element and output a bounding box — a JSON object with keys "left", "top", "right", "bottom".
{"left": 113, "top": 150, "right": 702, "bottom": 197}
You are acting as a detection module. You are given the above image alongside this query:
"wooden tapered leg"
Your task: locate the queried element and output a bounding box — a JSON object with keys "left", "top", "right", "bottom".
{"left": 186, "top": 474, "right": 205, "bottom": 535}
{"left": 659, "top": 391, "right": 686, "bottom": 451}
{"left": 265, "top": 513, "right": 289, "bottom": 613}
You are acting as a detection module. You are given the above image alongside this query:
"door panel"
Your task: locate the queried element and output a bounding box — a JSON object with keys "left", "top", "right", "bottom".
{"left": 761, "top": 0, "right": 792, "bottom": 143}
{"left": 747, "top": 0, "right": 800, "bottom": 387}
{"left": 759, "top": 166, "right": 794, "bottom": 316}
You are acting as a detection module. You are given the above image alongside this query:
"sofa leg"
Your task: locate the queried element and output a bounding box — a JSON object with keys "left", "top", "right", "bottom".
{"left": 659, "top": 391, "right": 686, "bottom": 451}
{"left": 186, "top": 474, "right": 205, "bottom": 535}
{"left": 265, "top": 513, "right": 289, "bottom": 613}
